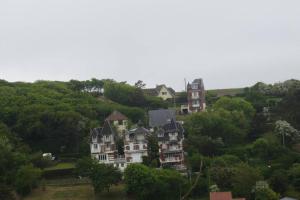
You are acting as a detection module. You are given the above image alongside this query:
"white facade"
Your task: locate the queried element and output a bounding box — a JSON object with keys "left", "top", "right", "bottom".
{"left": 157, "top": 85, "right": 174, "bottom": 100}
{"left": 124, "top": 127, "right": 149, "bottom": 164}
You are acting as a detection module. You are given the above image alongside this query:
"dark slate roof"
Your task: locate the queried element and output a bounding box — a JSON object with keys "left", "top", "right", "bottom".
{"left": 106, "top": 110, "right": 128, "bottom": 121}
{"left": 127, "top": 126, "right": 150, "bottom": 141}
{"left": 148, "top": 109, "right": 176, "bottom": 128}
{"left": 167, "top": 87, "right": 176, "bottom": 96}
{"left": 143, "top": 88, "right": 159, "bottom": 96}
{"left": 187, "top": 78, "right": 205, "bottom": 90}
{"left": 90, "top": 120, "right": 116, "bottom": 143}
{"left": 128, "top": 127, "right": 150, "bottom": 136}
{"left": 157, "top": 119, "right": 184, "bottom": 141}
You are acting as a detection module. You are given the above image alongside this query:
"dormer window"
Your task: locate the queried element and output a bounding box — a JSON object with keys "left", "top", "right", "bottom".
{"left": 93, "top": 144, "right": 98, "bottom": 149}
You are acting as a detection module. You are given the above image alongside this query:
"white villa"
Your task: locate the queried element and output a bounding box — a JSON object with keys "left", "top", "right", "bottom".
{"left": 143, "top": 84, "right": 176, "bottom": 101}
{"left": 90, "top": 120, "right": 126, "bottom": 171}
{"left": 90, "top": 110, "right": 186, "bottom": 171}
{"left": 124, "top": 125, "right": 150, "bottom": 164}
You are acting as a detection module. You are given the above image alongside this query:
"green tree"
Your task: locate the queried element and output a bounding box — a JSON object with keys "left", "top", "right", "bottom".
{"left": 15, "top": 164, "right": 42, "bottom": 196}
{"left": 90, "top": 164, "right": 122, "bottom": 194}
{"left": 274, "top": 120, "right": 299, "bottom": 146}
{"left": 231, "top": 163, "right": 262, "bottom": 199}
{"left": 253, "top": 181, "right": 279, "bottom": 200}
{"left": 116, "top": 137, "right": 124, "bottom": 155}
{"left": 124, "top": 164, "right": 158, "bottom": 200}
{"left": 288, "top": 163, "right": 300, "bottom": 190}
{"left": 75, "top": 157, "right": 98, "bottom": 177}
{"left": 145, "top": 134, "right": 160, "bottom": 167}
{"left": 124, "top": 164, "right": 187, "bottom": 200}
{"left": 213, "top": 96, "right": 255, "bottom": 121}
{"left": 269, "top": 169, "right": 289, "bottom": 194}
{"left": 134, "top": 80, "right": 146, "bottom": 89}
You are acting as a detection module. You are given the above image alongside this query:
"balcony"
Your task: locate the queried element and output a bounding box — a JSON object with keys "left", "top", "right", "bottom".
{"left": 162, "top": 157, "right": 183, "bottom": 163}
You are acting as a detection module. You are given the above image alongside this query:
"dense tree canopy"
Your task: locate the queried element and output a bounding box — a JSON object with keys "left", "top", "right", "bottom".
{"left": 0, "top": 79, "right": 147, "bottom": 155}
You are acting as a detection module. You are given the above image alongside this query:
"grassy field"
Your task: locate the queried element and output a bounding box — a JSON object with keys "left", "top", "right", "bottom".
{"left": 206, "top": 88, "right": 244, "bottom": 97}
{"left": 44, "top": 162, "right": 76, "bottom": 171}
{"left": 25, "top": 184, "right": 131, "bottom": 200}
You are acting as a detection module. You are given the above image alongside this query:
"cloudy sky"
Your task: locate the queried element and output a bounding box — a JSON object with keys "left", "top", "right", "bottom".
{"left": 0, "top": 0, "right": 299, "bottom": 90}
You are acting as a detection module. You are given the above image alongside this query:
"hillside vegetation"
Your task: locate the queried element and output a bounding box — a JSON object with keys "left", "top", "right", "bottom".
{"left": 1, "top": 78, "right": 300, "bottom": 200}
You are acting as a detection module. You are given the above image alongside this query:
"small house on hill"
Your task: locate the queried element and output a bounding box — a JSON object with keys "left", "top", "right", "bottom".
{"left": 143, "top": 84, "right": 175, "bottom": 100}
{"left": 105, "top": 110, "right": 128, "bottom": 136}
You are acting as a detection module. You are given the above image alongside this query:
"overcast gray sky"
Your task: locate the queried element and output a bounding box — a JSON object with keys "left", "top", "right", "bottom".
{"left": 0, "top": 0, "right": 299, "bottom": 90}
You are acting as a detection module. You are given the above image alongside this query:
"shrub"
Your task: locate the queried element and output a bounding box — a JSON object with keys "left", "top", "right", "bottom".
{"left": 15, "top": 164, "right": 42, "bottom": 196}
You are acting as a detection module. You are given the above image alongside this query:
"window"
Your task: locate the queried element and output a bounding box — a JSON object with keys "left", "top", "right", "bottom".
{"left": 105, "top": 135, "right": 110, "bottom": 141}
{"left": 191, "top": 84, "right": 198, "bottom": 89}
{"left": 134, "top": 145, "right": 140, "bottom": 150}
{"left": 98, "top": 154, "right": 107, "bottom": 161}
{"left": 118, "top": 120, "right": 122, "bottom": 125}
{"left": 192, "top": 91, "right": 199, "bottom": 98}
{"left": 121, "top": 163, "right": 124, "bottom": 167}
{"left": 162, "top": 92, "right": 167, "bottom": 95}
{"left": 193, "top": 100, "right": 199, "bottom": 105}
{"left": 93, "top": 144, "right": 98, "bottom": 149}
{"left": 143, "top": 145, "right": 147, "bottom": 149}
{"left": 126, "top": 146, "right": 130, "bottom": 150}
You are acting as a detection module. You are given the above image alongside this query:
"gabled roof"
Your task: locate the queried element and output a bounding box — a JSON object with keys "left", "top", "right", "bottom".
{"left": 106, "top": 110, "right": 128, "bottom": 121}
{"left": 128, "top": 127, "right": 150, "bottom": 137}
{"left": 127, "top": 126, "right": 150, "bottom": 142}
{"left": 157, "top": 119, "right": 184, "bottom": 141}
{"left": 143, "top": 88, "right": 159, "bottom": 96}
{"left": 210, "top": 192, "right": 232, "bottom": 200}
{"left": 148, "top": 109, "right": 176, "bottom": 128}
{"left": 156, "top": 84, "right": 176, "bottom": 96}
{"left": 90, "top": 120, "right": 116, "bottom": 143}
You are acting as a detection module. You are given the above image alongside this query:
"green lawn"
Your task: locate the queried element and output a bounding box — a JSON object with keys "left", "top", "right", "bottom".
{"left": 44, "top": 162, "right": 76, "bottom": 171}
{"left": 25, "top": 184, "right": 131, "bottom": 200}
{"left": 207, "top": 88, "right": 244, "bottom": 97}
